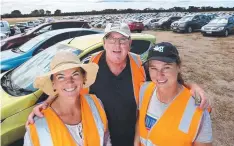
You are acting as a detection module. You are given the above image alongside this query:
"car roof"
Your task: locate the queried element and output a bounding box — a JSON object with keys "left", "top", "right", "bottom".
{"left": 62, "top": 33, "right": 156, "bottom": 51}
{"left": 38, "top": 28, "right": 99, "bottom": 37}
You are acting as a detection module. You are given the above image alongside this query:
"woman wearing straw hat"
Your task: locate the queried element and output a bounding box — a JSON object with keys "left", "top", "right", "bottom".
{"left": 135, "top": 42, "right": 212, "bottom": 146}
{"left": 23, "top": 51, "right": 111, "bottom": 146}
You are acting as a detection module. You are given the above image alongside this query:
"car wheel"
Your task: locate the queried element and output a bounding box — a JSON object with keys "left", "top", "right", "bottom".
{"left": 224, "top": 29, "right": 229, "bottom": 37}
{"left": 137, "top": 30, "right": 142, "bottom": 33}
{"left": 187, "top": 26, "right": 193, "bottom": 33}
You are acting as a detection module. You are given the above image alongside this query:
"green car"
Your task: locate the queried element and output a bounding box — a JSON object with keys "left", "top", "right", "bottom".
{"left": 1, "top": 33, "right": 156, "bottom": 146}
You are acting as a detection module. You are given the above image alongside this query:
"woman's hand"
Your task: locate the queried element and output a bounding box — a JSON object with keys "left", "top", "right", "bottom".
{"left": 25, "top": 102, "right": 48, "bottom": 126}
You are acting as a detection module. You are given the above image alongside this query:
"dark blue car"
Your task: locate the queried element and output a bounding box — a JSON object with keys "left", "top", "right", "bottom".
{"left": 0, "top": 28, "right": 102, "bottom": 72}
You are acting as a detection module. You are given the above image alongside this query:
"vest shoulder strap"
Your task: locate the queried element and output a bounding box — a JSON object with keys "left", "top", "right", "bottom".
{"left": 32, "top": 116, "right": 53, "bottom": 146}
{"left": 90, "top": 51, "right": 104, "bottom": 63}
{"left": 83, "top": 94, "right": 105, "bottom": 146}
{"left": 129, "top": 52, "right": 142, "bottom": 68}
{"left": 139, "top": 81, "right": 152, "bottom": 109}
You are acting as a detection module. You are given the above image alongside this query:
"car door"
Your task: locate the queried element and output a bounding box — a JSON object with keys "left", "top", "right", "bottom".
{"left": 192, "top": 15, "right": 201, "bottom": 29}
{"left": 229, "top": 17, "right": 234, "bottom": 33}
{"left": 200, "top": 15, "right": 208, "bottom": 27}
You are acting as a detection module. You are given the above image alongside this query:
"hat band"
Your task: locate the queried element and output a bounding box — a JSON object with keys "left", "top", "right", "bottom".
{"left": 52, "top": 61, "right": 80, "bottom": 70}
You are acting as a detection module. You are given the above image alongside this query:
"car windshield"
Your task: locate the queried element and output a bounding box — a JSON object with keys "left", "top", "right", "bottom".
{"left": 158, "top": 17, "right": 169, "bottom": 23}
{"left": 180, "top": 16, "right": 193, "bottom": 21}
{"left": 18, "top": 33, "right": 53, "bottom": 52}
{"left": 16, "top": 22, "right": 27, "bottom": 26}
{"left": 10, "top": 43, "right": 82, "bottom": 92}
{"left": 209, "top": 18, "right": 228, "bottom": 24}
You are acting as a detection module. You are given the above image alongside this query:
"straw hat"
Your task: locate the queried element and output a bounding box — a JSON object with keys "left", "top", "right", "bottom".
{"left": 33, "top": 51, "right": 99, "bottom": 96}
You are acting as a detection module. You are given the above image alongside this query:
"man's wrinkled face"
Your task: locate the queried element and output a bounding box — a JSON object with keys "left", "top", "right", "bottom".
{"left": 103, "top": 32, "right": 132, "bottom": 64}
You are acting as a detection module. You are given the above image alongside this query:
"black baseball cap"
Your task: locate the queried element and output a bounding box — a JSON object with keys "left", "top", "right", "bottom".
{"left": 143, "top": 42, "right": 179, "bottom": 64}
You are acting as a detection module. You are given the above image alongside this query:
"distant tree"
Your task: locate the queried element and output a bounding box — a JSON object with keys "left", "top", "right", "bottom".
{"left": 46, "top": 10, "right": 51, "bottom": 15}
{"left": 54, "top": 9, "right": 62, "bottom": 15}
{"left": 39, "top": 9, "right": 45, "bottom": 15}
{"left": 31, "top": 10, "right": 40, "bottom": 16}
{"left": 11, "top": 10, "right": 22, "bottom": 17}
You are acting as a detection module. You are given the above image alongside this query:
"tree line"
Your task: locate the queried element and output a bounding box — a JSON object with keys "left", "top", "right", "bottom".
{"left": 1, "top": 6, "right": 234, "bottom": 18}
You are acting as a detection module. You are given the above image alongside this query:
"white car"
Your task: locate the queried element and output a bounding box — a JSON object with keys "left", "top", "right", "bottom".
{"left": 0, "top": 21, "right": 11, "bottom": 36}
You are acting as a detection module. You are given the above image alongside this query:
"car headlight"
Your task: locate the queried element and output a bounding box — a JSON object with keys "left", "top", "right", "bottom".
{"left": 217, "top": 27, "right": 224, "bottom": 31}
{"left": 201, "top": 27, "right": 205, "bottom": 30}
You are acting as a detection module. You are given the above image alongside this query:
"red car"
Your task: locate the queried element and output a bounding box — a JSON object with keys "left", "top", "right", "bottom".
{"left": 0, "top": 21, "right": 91, "bottom": 51}
{"left": 127, "top": 20, "right": 144, "bottom": 33}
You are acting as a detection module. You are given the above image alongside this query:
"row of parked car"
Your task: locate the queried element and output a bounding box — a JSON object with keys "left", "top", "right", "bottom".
{"left": 1, "top": 18, "right": 156, "bottom": 146}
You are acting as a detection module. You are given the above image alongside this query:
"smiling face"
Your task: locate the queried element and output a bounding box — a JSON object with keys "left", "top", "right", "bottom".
{"left": 52, "top": 67, "right": 86, "bottom": 98}
{"left": 103, "top": 32, "right": 132, "bottom": 64}
{"left": 148, "top": 60, "right": 180, "bottom": 89}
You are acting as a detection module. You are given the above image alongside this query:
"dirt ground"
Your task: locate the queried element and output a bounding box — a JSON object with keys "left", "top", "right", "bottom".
{"left": 143, "top": 30, "right": 234, "bottom": 146}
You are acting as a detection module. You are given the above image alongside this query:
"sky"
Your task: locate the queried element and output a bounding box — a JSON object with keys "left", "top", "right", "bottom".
{"left": 1, "top": 0, "right": 234, "bottom": 14}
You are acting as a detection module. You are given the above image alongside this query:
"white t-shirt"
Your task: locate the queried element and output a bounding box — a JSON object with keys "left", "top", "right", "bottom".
{"left": 145, "top": 88, "right": 212, "bottom": 143}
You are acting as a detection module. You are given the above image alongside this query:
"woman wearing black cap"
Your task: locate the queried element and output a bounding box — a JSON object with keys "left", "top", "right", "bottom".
{"left": 135, "top": 42, "right": 212, "bottom": 146}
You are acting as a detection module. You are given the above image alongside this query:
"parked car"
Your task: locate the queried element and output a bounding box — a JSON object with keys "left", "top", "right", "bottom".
{"left": 15, "top": 22, "right": 33, "bottom": 33}
{"left": 0, "top": 20, "right": 11, "bottom": 36}
{"left": 127, "top": 20, "right": 144, "bottom": 32}
{"left": 0, "top": 33, "right": 155, "bottom": 146}
{"left": 143, "top": 18, "right": 160, "bottom": 30}
{"left": 9, "top": 25, "right": 21, "bottom": 36}
{"left": 1, "top": 20, "right": 91, "bottom": 51}
{"left": 171, "top": 14, "right": 209, "bottom": 33}
{"left": 201, "top": 16, "right": 234, "bottom": 37}
{"left": 0, "top": 28, "right": 101, "bottom": 72}
{"left": 152, "top": 16, "right": 182, "bottom": 30}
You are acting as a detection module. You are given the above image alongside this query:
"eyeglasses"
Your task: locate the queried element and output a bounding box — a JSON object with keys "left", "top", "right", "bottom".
{"left": 105, "top": 36, "right": 130, "bottom": 44}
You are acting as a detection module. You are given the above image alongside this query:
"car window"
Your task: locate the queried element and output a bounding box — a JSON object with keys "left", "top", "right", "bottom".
{"left": 193, "top": 16, "right": 200, "bottom": 21}
{"left": 228, "top": 17, "right": 234, "bottom": 23}
{"left": 130, "top": 40, "right": 151, "bottom": 55}
{"left": 52, "top": 22, "right": 90, "bottom": 30}
{"left": 11, "top": 43, "right": 82, "bottom": 92}
{"left": 33, "top": 33, "right": 67, "bottom": 55}
{"left": 34, "top": 25, "right": 52, "bottom": 34}
{"left": 0, "top": 22, "right": 4, "bottom": 27}
{"left": 19, "top": 32, "right": 53, "bottom": 52}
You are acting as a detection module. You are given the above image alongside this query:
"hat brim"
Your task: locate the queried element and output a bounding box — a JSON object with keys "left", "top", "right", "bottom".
{"left": 143, "top": 56, "right": 177, "bottom": 65}
{"left": 104, "top": 30, "right": 130, "bottom": 38}
{"left": 33, "top": 63, "right": 99, "bottom": 96}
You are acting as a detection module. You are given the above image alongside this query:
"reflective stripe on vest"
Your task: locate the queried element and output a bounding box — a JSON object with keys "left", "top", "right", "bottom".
{"left": 139, "top": 82, "right": 203, "bottom": 146}
{"left": 139, "top": 82, "right": 151, "bottom": 109}
{"left": 29, "top": 94, "right": 106, "bottom": 146}
{"left": 88, "top": 51, "right": 146, "bottom": 107}
{"left": 83, "top": 94, "right": 104, "bottom": 146}
{"left": 33, "top": 117, "right": 53, "bottom": 146}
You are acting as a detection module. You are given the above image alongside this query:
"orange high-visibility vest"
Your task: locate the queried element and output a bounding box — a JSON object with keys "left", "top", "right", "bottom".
{"left": 28, "top": 94, "right": 107, "bottom": 146}
{"left": 138, "top": 82, "right": 204, "bottom": 146}
{"left": 82, "top": 51, "right": 146, "bottom": 106}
